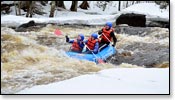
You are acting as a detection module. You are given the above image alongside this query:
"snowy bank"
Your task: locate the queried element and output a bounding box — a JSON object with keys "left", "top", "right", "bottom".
{"left": 17, "top": 68, "right": 169, "bottom": 94}
{"left": 120, "top": 3, "right": 169, "bottom": 22}
{"left": 1, "top": 14, "right": 116, "bottom": 27}
{"left": 1, "top": 3, "right": 169, "bottom": 27}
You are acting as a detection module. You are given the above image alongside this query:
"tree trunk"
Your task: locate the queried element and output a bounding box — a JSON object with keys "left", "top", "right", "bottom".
{"left": 49, "top": 1, "right": 56, "bottom": 17}
{"left": 118, "top": 1, "right": 121, "bottom": 11}
{"left": 79, "top": 1, "right": 89, "bottom": 10}
{"left": 57, "top": 1, "right": 66, "bottom": 9}
{"left": 18, "top": 1, "right": 21, "bottom": 15}
{"left": 132, "top": 1, "right": 135, "bottom": 5}
{"left": 70, "top": 1, "right": 78, "bottom": 11}
{"left": 26, "top": 1, "right": 35, "bottom": 17}
{"left": 26, "top": 1, "right": 29, "bottom": 17}
{"left": 102, "top": 1, "right": 107, "bottom": 11}
{"left": 136, "top": 1, "right": 140, "bottom": 4}
{"left": 26, "top": 1, "right": 31, "bottom": 17}
{"left": 14, "top": 1, "right": 18, "bottom": 15}
{"left": 126, "top": 1, "right": 128, "bottom": 8}
{"left": 29, "top": 1, "right": 35, "bottom": 17}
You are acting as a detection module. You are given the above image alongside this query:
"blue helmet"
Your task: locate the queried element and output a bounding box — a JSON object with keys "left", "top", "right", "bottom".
{"left": 91, "top": 33, "right": 98, "bottom": 39}
{"left": 78, "top": 34, "right": 84, "bottom": 41}
{"left": 106, "top": 22, "right": 112, "bottom": 28}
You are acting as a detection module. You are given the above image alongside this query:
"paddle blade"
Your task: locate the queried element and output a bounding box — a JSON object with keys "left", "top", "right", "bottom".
{"left": 82, "top": 45, "right": 87, "bottom": 53}
{"left": 54, "top": 29, "right": 62, "bottom": 36}
{"left": 97, "top": 59, "right": 105, "bottom": 64}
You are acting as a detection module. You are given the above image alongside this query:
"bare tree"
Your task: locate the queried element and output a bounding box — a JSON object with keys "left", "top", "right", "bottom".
{"left": 70, "top": 1, "right": 78, "bottom": 11}
{"left": 26, "top": 1, "right": 35, "bottom": 17}
{"left": 49, "top": 1, "right": 56, "bottom": 17}
{"left": 14, "top": 1, "right": 18, "bottom": 15}
{"left": 56, "top": 1, "right": 66, "bottom": 9}
{"left": 26, "top": 1, "right": 30, "bottom": 17}
{"left": 118, "top": 1, "right": 121, "bottom": 11}
{"left": 126, "top": 1, "right": 128, "bottom": 8}
{"left": 136, "top": 1, "right": 140, "bottom": 4}
{"left": 102, "top": 1, "right": 108, "bottom": 11}
{"left": 79, "top": 1, "right": 89, "bottom": 10}
{"left": 132, "top": 1, "right": 135, "bottom": 5}
{"left": 18, "top": 1, "right": 21, "bottom": 15}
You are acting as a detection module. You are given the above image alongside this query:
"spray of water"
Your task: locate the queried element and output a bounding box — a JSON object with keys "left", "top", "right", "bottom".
{"left": 1, "top": 26, "right": 168, "bottom": 94}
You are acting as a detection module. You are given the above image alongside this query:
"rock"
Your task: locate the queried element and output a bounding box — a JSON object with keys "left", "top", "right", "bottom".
{"left": 15, "top": 20, "right": 46, "bottom": 32}
{"left": 146, "top": 21, "right": 169, "bottom": 28}
{"left": 18, "top": 20, "right": 36, "bottom": 28}
{"left": 152, "top": 62, "right": 169, "bottom": 68}
{"left": 115, "top": 26, "right": 152, "bottom": 36}
{"left": 116, "top": 13, "right": 146, "bottom": 27}
{"left": 108, "top": 42, "right": 169, "bottom": 68}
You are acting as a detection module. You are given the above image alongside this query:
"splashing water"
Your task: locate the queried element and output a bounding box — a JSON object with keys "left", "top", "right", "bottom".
{"left": 1, "top": 26, "right": 114, "bottom": 94}
{"left": 1, "top": 25, "right": 169, "bottom": 94}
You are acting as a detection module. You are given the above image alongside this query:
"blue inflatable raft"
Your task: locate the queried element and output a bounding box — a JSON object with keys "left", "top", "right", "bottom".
{"left": 66, "top": 45, "right": 116, "bottom": 63}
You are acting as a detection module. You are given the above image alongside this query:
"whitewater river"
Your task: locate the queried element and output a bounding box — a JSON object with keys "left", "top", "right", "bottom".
{"left": 1, "top": 24, "right": 169, "bottom": 94}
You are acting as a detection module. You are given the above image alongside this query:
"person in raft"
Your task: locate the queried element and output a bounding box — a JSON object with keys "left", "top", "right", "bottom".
{"left": 65, "top": 34, "right": 85, "bottom": 53}
{"left": 98, "top": 21, "right": 117, "bottom": 51}
{"left": 83, "top": 33, "right": 99, "bottom": 54}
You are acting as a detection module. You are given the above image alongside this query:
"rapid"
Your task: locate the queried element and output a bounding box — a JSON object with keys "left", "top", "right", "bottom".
{"left": 1, "top": 24, "right": 169, "bottom": 94}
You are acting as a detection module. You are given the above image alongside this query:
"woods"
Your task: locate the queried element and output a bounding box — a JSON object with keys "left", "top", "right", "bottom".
{"left": 79, "top": 1, "right": 89, "bottom": 10}
{"left": 1, "top": 1, "right": 169, "bottom": 18}
{"left": 49, "top": 1, "right": 56, "bottom": 17}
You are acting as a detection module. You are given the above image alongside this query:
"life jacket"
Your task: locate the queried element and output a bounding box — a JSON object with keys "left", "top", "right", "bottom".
{"left": 86, "top": 37, "right": 99, "bottom": 50}
{"left": 101, "top": 27, "right": 114, "bottom": 42}
{"left": 71, "top": 40, "right": 82, "bottom": 52}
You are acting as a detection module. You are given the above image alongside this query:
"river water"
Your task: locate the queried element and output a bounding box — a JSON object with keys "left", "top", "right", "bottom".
{"left": 1, "top": 24, "right": 169, "bottom": 94}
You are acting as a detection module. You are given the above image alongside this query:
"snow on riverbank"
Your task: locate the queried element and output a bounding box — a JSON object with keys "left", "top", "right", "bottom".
{"left": 17, "top": 68, "right": 169, "bottom": 94}
{"left": 1, "top": 3, "right": 169, "bottom": 27}
{"left": 1, "top": 14, "right": 115, "bottom": 27}
{"left": 121, "top": 3, "right": 169, "bottom": 20}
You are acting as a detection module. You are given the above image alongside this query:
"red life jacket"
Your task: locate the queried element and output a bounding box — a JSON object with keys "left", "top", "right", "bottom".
{"left": 101, "top": 27, "right": 114, "bottom": 42}
{"left": 86, "top": 37, "right": 98, "bottom": 50}
{"left": 71, "top": 40, "right": 82, "bottom": 52}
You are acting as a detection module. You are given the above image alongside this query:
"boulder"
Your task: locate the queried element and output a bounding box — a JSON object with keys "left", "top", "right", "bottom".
{"left": 146, "top": 21, "right": 169, "bottom": 29}
{"left": 15, "top": 20, "right": 36, "bottom": 32}
{"left": 116, "top": 13, "right": 146, "bottom": 27}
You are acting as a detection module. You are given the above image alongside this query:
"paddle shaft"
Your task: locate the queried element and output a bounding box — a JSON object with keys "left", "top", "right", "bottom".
{"left": 101, "top": 33, "right": 112, "bottom": 44}
{"left": 83, "top": 43, "right": 100, "bottom": 60}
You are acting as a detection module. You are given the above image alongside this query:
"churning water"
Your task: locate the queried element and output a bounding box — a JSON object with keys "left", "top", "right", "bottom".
{"left": 1, "top": 25, "right": 169, "bottom": 94}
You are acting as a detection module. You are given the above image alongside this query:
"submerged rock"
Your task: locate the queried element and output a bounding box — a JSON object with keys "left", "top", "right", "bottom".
{"left": 108, "top": 26, "right": 169, "bottom": 68}
{"left": 108, "top": 42, "right": 169, "bottom": 68}
{"left": 15, "top": 20, "right": 46, "bottom": 32}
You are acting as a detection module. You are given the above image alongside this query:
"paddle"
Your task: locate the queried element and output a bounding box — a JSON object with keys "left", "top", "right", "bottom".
{"left": 101, "top": 32, "right": 113, "bottom": 45}
{"left": 54, "top": 28, "right": 104, "bottom": 63}
{"left": 54, "top": 29, "right": 72, "bottom": 50}
{"left": 54, "top": 29, "right": 63, "bottom": 36}
{"left": 83, "top": 42, "right": 105, "bottom": 64}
